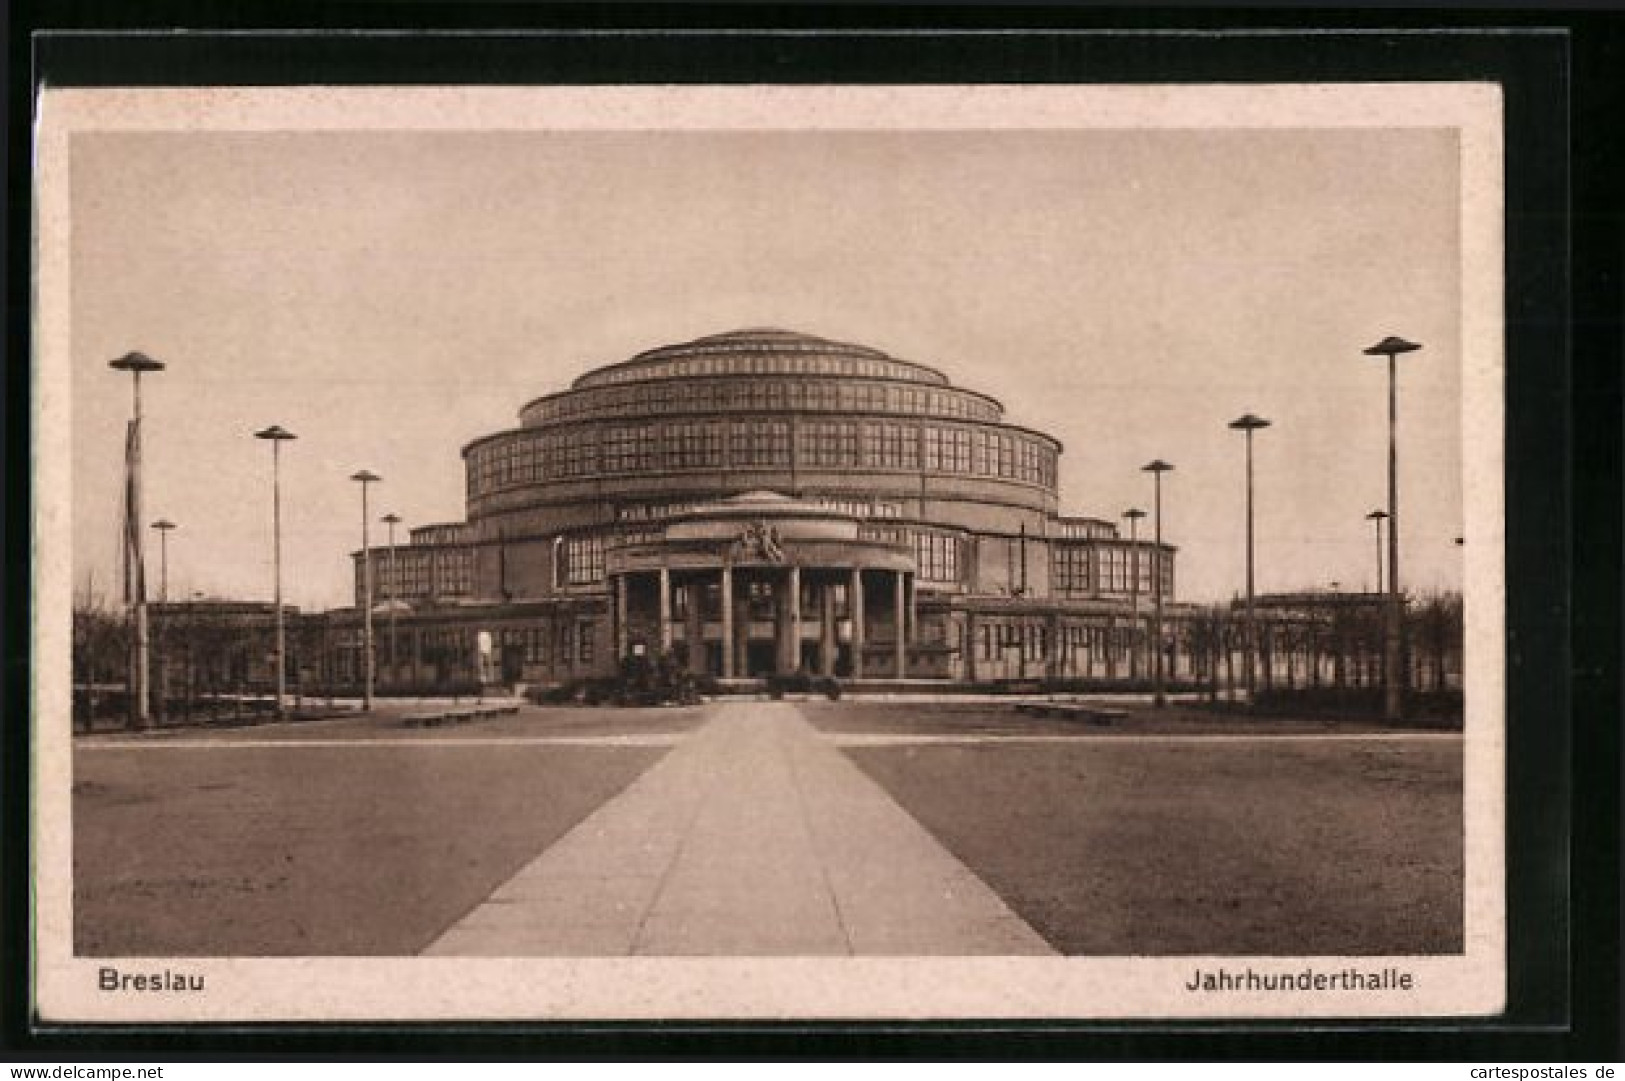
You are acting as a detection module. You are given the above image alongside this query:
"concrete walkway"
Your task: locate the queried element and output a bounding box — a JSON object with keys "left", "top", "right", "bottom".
{"left": 425, "top": 702, "right": 1054, "bottom": 956}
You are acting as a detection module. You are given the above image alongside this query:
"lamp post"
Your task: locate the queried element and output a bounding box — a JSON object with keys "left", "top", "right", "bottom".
{"left": 1122, "top": 508, "right": 1146, "bottom": 680}
{"left": 109, "top": 351, "right": 164, "bottom": 730}
{"left": 350, "top": 470, "right": 382, "bottom": 710}
{"left": 254, "top": 425, "right": 297, "bottom": 718}
{"left": 150, "top": 519, "right": 177, "bottom": 603}
{"left": 1362, "top": 335, "right": 1422, "bottom": 721}
{"left": 382, "top": 512, "right": 402, "bottom": 691}
{"left": 1141, "top": 459, "right": 1174, "bottom": 707}
{"left": 150, "top": 518, "right": 177, "bottom": 722}
{"left": 1228, "top": 413, "right": 1271, "bottom": 703}
{"left": 1366, "top": 510, "right": 1389, "bottom": 593}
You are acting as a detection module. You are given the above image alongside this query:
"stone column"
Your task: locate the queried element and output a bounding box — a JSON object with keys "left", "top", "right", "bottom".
{"left": 735, "top": 585, "right": 750, "bottom": 677}
{"left": 657, "top": 567, "right": 672, "bottom": 654}
{"left": 1047, "top": 613, "right": 1061, "bottom": 680}
{"left": 685, "top": 581, "right": 705, "bottom": 676}
{"left": 786, "top": 565, "right": 802, "bottom": 673}
{"left": 613, "top": 575, "right": 628, "bottom": 662}
{"left": 906, "top": 573, "right": 917, "bottom": 644}
{"left": 965, "top": 611, "right": 977, "bottom": 683}
{"left": 720, "top": 566, "right": 734, "bottom": 679}
{"left": 1285, "top": 624, "right": 1297, "bottom": 689}
{"left": 849, "top": 567, "right": 865, "bottom": 679}
{"left": 819, "top": 579, "right": 837, "bottom": 677}
{"left": 1105, "top": 613, "right": 1118, "bottom": 681}
{"left": 892, "top": 570, "right": 906, "bottom": 678}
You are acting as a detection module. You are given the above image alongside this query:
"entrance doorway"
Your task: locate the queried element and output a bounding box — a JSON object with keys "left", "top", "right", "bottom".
{"left": 745, "top": 640, "right": 777, "bottom": 677}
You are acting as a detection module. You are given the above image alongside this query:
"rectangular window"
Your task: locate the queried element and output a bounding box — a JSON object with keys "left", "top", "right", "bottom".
{"left": 603, "top": 424, "right": 654, "bottom": 473}
{"left": 997, "top": 434, "right": 1016, "bottom": 478}
{"left": 555, "top": 431, "right": 598, "bottom": 477}
{"left": 971, "top": 430, "right": 992, "bottom": 475}
{"left": 729, "top": 420, "right": 790, "bottom": 467}
{"left": 661, "top": 422, "right": 723, "bottom": 469}
{"left": 800, "top": 420, "right": 859, "bottom": 468}
{"left": 578, "top": 622, "right": 595, "bottom": 664}
{"left": 863, "top": 422, "right": 903, "bottom": 468}
{"left": 1053, "top": 545, "right": 1092, "bottom": 594}
{"left": 430, "top": 549, "right": 470, "bottom": 595}
{"left": 915, "top": 531, "right": 960, "bottom": 584}
{"left": 1117, "top": 548, "right": 1131, "bottom": 592}
{"left": 563, "top": 534, "right": 606, "bottom": 584}
{"left": 524, "top": 626, "right": 548, "bottom": 664}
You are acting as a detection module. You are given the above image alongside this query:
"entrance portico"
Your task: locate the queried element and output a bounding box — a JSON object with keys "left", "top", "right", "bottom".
{"left": 607, "top": 492, "right": 915, "bottom": 679}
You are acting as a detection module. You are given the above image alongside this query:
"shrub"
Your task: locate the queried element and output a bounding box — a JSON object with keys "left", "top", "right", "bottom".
{"left": 580, "top": 677, "right": 619, "bottom": 706}
{"left": 766, "top": 670, "right": 813, "bottom": 697}
{"left": 525, "top": 682, "right": 576, "bottom": 705}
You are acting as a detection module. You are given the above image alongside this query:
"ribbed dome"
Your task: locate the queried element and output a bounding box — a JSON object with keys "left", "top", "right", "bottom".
{"left": 570, "top": 328, "right": 951, "bottom": 390}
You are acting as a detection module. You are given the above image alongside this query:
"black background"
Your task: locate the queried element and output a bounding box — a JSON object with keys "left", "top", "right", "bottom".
{"left": 4, "top": 5, "right": 1619, "bottom": 1063}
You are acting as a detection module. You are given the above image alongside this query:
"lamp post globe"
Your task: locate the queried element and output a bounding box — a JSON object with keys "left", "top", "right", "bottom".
{"left": 148, "top": 518, "right": 177, "bottom": 723}
{"left": 382, "top": 512, "right": 403, "bottom": 691}
{"left": 150, "top": 519, "right": 177, "bottom": 604}
{"left": 253, "top": 425, "right": 297, "bottom": 718}
{"left": 109, "top": 352, "right": 165, "bottom": 730}
{"left": 1140, "top": 459, "right": 1174, "bottom": 707}
{"left": 1365, "top": 510, "right": 1389, "bottom": 593}
{"left": 1122, "top": 508, "right": 1146, "bottom": 680}
{"left": 1362, "top": 335, "right": 1422, "bottom": 721}
{"left": 350, "top": 470, "right": 383, "bottom": 710}
{"left": 1227, "top": 413, "right": 1271, "bottom": 704}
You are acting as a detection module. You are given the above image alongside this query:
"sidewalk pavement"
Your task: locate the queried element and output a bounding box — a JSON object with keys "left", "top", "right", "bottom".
{"left": 424, "top": 701, "right": 1054, "bottom": 956}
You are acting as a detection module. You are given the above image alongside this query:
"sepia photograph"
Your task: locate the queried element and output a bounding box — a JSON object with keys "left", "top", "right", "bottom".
{"left": 32, "top": 82, "right": 1505, "bottom": 1022}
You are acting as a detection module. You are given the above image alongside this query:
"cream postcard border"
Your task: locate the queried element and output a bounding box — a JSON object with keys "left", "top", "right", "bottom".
{"left": 33, "top": 83, "right": 1505, "bottom": 1022}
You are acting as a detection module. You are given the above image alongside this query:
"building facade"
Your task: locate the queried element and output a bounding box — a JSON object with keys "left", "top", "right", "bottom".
{"left": 341, "top": 329, "right": 1193, "bottom": 688}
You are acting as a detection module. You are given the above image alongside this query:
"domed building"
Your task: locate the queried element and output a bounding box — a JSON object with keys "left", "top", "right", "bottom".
{"left": 336, "top": 329, "right": 1190, "bottom": 689}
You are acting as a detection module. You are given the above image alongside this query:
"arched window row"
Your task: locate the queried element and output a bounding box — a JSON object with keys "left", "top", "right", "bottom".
{"left": 469, "top": 420, "right": 1057, "bottom": 496}
{"left": 521, "top": 377, "right": 999, "bottom": 426}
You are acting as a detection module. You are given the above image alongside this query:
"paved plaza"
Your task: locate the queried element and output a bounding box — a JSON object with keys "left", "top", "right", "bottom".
{"left": 73, "top": 699, "right": 1463, "bottom": 957}
{"left": 428, "top": 703, "right": 1051, "bottom": 956}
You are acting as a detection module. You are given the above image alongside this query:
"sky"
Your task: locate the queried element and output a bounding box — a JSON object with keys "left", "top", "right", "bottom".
{"left": 68, "top": 122, "right": 1465, "bottom": 610}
